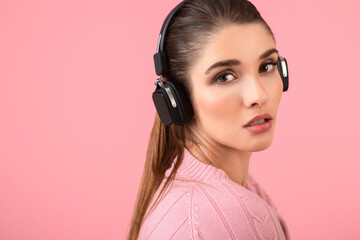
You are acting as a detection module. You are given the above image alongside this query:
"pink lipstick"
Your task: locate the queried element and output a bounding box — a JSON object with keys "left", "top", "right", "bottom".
{"left": 244, "top": 113, "right": 273, "bottom": 134}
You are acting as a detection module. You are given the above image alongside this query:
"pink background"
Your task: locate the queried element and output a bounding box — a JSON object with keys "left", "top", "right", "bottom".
{"left": 1, "top": 0, "right": 359, "bottom": 239}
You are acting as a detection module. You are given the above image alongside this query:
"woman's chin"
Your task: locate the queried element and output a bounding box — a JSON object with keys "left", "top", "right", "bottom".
{"left": 251, "top": 141, "right": 273, "bottom": 152}
{"left": 231, "top": 134, "right": 275, "bottom": 152}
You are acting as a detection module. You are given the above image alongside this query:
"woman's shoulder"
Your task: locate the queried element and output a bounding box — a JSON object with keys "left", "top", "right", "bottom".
{"left": 138, "top": 180, "right": 196, "bottom": 239}
{"left": 138, "top": 179, "right": 286, "bottom": 239}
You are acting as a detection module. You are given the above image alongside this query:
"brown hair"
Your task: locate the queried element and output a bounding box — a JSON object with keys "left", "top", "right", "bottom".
{"left": 127, "top": 0, "right": 274, "bottom": 239}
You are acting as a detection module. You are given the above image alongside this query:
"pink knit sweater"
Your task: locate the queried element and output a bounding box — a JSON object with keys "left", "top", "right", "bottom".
{"left": 138, "top": 148, "right": 291, "bottom": 239}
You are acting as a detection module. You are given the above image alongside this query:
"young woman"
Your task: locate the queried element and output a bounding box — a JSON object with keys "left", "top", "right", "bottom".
{"left": 128, "top": 0, "right": 291, "bottom": 239}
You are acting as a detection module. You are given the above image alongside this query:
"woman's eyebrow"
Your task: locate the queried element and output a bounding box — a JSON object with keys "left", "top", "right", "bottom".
{"left": 205, "top": 48, "right": 279, "bottom": 75}
{"left": 259, "top": 48, "right": 278, "bottom": 60}
{"left": 205, "top": 59, "right": 240, "bottom": 74}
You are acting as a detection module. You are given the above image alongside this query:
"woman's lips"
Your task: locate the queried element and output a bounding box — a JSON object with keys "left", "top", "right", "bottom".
{"left": 244, "top": 113, "right": 272, "bottom": 127}
{"left": 244, "top": 119, "right": 272, "bottom": 134}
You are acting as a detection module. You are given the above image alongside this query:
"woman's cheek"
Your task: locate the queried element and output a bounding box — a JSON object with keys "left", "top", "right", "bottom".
{"left": 195, "top": 88, "right": 239, "bottom": 127}
{"left": 271, "top": 76, "right": 283, "bottom": 106}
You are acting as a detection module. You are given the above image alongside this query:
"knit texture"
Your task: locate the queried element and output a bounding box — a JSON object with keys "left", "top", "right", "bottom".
{"left": 138, "top": 148, "right": 291, "bottom": 239}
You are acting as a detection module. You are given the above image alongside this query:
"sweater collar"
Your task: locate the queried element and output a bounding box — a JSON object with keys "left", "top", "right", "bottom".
{"left": 165, "top": 147, "right": 239, "bottom": 183}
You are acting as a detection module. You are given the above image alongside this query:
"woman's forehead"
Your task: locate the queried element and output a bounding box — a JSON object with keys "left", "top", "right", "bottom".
{"left": 199, "top": 23, "right": 276, "bottom": 63}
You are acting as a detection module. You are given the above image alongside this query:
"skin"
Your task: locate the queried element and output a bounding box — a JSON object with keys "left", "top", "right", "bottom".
{"left": 185, "top": 23, "right": 283, "bottom": 187}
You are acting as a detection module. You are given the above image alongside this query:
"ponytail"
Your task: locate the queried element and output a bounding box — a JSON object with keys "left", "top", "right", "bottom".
{"left": 127, "top": 114, "right": 185, "bottom": 240}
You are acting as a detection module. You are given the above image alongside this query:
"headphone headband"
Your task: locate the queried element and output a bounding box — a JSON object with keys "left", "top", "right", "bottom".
{"left": 157, "top": 0, "right": 189, "bottom": 53}
{"left": 154, "top": 0, "right": 189, "bottom": 76}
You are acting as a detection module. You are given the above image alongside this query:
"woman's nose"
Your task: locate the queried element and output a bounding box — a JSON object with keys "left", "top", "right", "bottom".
{"left": 242, "top": 74, "right": 269, "bottom": 108}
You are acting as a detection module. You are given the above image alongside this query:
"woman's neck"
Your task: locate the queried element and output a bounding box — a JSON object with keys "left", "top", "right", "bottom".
{"left": 185, "top": 139, "right": 251, "bottom": 187}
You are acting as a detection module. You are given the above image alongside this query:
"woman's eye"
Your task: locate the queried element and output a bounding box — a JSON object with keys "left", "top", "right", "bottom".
{"left": 259, "top": 62, "right": 277, "bottom": 73}
{"left": 214, "top": 72, "right": 236, "bottom": 83}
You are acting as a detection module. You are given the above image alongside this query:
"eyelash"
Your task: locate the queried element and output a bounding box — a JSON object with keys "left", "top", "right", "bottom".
{"left": 259, "top": 61, "right": 278, "bottom": 74}
{"left": 212, "top": 61, "right": 278, "bottom": 84}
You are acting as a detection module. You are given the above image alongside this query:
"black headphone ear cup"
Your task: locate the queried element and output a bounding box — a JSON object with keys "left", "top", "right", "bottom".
{"left": 152, "top": 86, "right": 176, "bottom": 126}
{"left": 277, "top": 56, "right": 289, "bottom": 92}
{"left": 152, "top": 80, "right": 194, "bottom": 125}
{"left": 167, "top": 80, "right": 194, "bottom": 124}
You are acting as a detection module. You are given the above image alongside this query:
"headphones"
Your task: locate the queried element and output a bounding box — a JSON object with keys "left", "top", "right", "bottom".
{"left": 152, "top": 0, "right": 289, "bottom": 126}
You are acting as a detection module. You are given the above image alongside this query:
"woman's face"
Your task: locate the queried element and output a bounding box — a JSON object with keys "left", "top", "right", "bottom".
{"left": 188, "top": 23, "right": 283, "bottom": 152}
